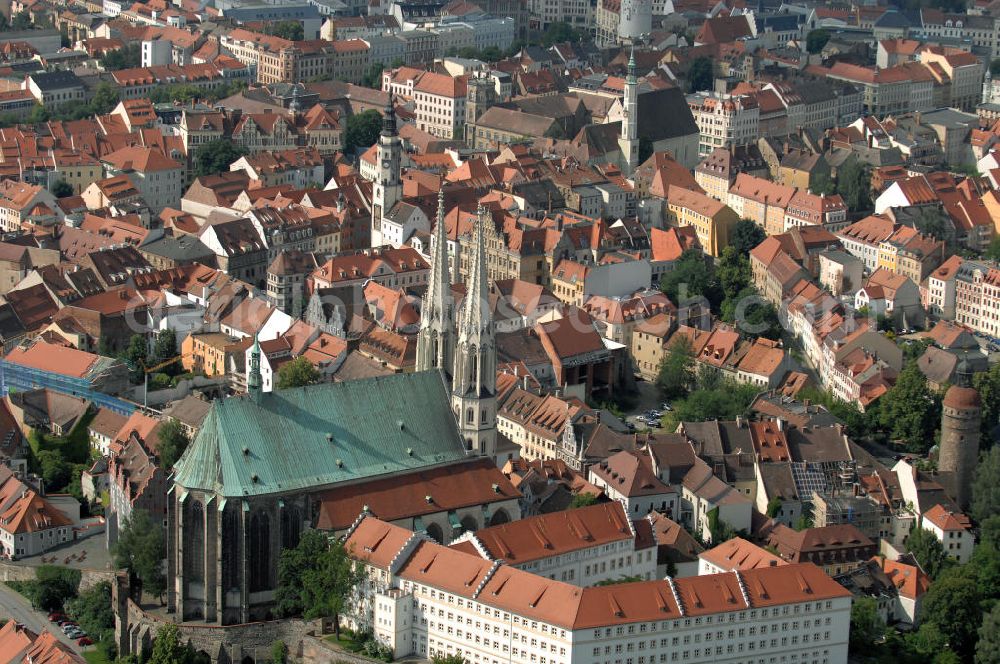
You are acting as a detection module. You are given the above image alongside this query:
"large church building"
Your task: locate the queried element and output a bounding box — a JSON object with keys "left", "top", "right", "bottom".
{"left": 169, "top": 178, "right": 509, "bottom": 624}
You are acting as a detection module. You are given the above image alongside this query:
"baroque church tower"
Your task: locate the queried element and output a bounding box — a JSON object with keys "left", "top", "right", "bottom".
{"left": 415, "top": 189, "right": 455, "bottom": 376}
{"left": 618, "top": 47, "right": 639, "bottom": 175}
{"left": 371, "top": 95, "right": 402, "bottom": 247}
{"left": 451, "top": 203, "right": 497, "bottom": 459}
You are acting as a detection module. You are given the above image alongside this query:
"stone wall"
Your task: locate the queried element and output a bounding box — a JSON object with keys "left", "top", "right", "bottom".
{"left": 300, "top": 636, "right": 386, "bottom": 664}
{"left": 117, "top": 579, "right": 319, "bottom": 664}
{"left": 0, "top": 560, "right": 114, "bottom": 590}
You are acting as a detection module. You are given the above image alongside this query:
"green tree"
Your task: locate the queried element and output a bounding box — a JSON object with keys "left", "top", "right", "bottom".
{"left": 877, "top": 361, "right": 940, "bottom": 452}
{"left": 121, "top": 333, "right": 148, "bottom": 383}
{"left": 973, "top": 445, "right": 1000, "bottom": 524}
{"left": 343, "top": 109, "right": 383, "bottom": 155}
{"left": 35, "top": 449, "right": 70, "bottom": 491}
{"left": 276, "top": 530, "right": 362, "bottom": 639}
{"left": 765, "top": 497, "right": 782, "bottom": 518}
{"left": 977, "top": 602, "right": 1000, "bottom": 664}
{"left": 8, "top": 11, "right": 32, "bottom": 30}
{"left": 974, "top": 362, "right": 1000, "bottom": 441}
{"left": 112, "top": 509, "right": 166, "bottom": 603}
{"left": 432, "top": 656, "right": 468, "bottom": 664}
{"left": 153, "top": 328, "right": 178, "bottom": 365}
{"left": 51, "top": 180, "right": 73, "bottom": 198}
{"left": 908, "top": 526, "right": 954, "bottom": 579}
{"left": 277, "top": 356, "right": 320, "bottom": 389}
{"left": 837, "top": 159, "right": 872, "bottom": 212}
{"left": 148, "top": 624, "right": 194, "bottom": 664}
{"left": 849, "top": 596, "right": 885, "bottom": 652}
{"left": 27, "top": 103, "right": 49, "bottom": 124}
{"left": 361, "top": 63, "right": 384, "bottom": 89}
{"left": 65, "top": 581, "right": 114, "bottom": 651}
{"left": 659, "top": 249, "right": 721, "bottom": 308}
{"left": 686, "top": 57, "right": 713, "bottom": 93}
{"left": 193, "top": 139, "right": 248, "bottom": 178}
{"left": 570, "top": 492, "right": 598, "bottom": 509}
{"left": 541, "top": 21, "right": 583, "bottom": 46}
{"left": 99, "top": 43, "right": 141, "bottom": 71}
{"left": 921, "top": 576, "right": 982, "bottom": 659}
{"left": 730, "top": 219, "right": 766, "bottom": 254}
{"left": 670, "top": 381, "right": 759, "bottom": 423}
{"left": 805, "top": 29, "right": 831, "bottom": 54}
{"left": 265, "top": 20, "right": 304, "bottom": 40}
{"left": 271, "top": 640, "right": 288, "bottom": 664}
{"left": 89, "top": 82, "right": 122, "bottom": 116}
{"left": 656, "top": 335, "right": 695, "bottom": 401}
{"left": 156, "top": 418, "right": 189, "bottom": 470}
{"left": 911, "top": 206, "right": 949, "bottom": 241}
{"left": 716, "top": 246, "right": 750, "bottom": 302}
{"left": 277, "top": 529, "right": 330, "bottom": 617}
{"left": 987, "top": 236, "right": 1000, "bottom": 262}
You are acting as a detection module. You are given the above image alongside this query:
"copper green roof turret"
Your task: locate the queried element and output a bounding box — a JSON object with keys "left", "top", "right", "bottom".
{"left": 627, "top": 44, "right": 637, "bottom": 84}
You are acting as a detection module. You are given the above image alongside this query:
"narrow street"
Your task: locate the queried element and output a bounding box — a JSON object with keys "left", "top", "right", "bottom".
{"left": 0, "top": 582, "right": 81, "bottom": 651}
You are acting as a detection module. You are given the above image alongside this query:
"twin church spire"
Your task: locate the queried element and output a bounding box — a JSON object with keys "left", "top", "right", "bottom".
{"left": 416, "top": 195, "right": 497, "bottom": 461}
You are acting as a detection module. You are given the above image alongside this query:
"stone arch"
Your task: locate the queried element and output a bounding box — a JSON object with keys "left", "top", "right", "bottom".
{"left": 425, "top": 522, "right": 444, "bottom": 543}
{"left": 490, "top": 508, "right": 510, "bottom": 526}
{"left": 241, "top": 656, "right": 255, "bottom": 664}
{"left": 248, "top": 511, "right": 271, "bottom": 592}
{"left": 460, "top": 515, "right": 478, "bottom": 533}
{"left": 281, "top": 505, "right": 301, "bottom": 551}
{"left": 184, "top": 500, "right": 205, "bottom": 584}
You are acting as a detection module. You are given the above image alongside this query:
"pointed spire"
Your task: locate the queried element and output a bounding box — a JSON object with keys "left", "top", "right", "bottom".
{"left": 462, "top": 203, "right": 491, "bottom": 339}
{"left": 248, "top": 334, "right": 262, "bottom": 399}
{"left": 627, "top": 44, "right": 637, "bottom": 83}
{"left": 416, "top": 185, "right": 454, "bottom": 373}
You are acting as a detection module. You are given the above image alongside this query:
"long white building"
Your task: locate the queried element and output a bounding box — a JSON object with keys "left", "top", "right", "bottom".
{"left": 346, "top": 514, "right": 853, "bottom": 664}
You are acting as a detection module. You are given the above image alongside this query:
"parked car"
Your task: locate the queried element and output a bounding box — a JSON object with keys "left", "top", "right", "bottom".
{"left": 661, "top": 403, "right": 673, "bottom": 412}
{"left": 47, "top": 613, "right": 65, "bottom": 622}
{"left": 60, "top": 624, "right": 77, "bottom": 634}
{"left": 76, "top": 637, "right": 93, "bottom": 646}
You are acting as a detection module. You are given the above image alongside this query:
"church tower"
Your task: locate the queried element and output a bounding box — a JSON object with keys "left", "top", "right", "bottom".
{"left": 248, "top": 335, "right": 262, "bottom": 400}
{"left": 465, "top": 75, "right": 496, "bottom": 145}
{"left": 452, "top": 203, "right": 497, "bottom": 460}
{"left": 416, "top": 188, "right": 455, "bottom": 376}
{"left": 985, "top": 67, "right": 994, "bottom": 105}
{"left": 618, "top": 46, "right": 640, "bottom": 175}
{"left": 371, "top": 95, "right": 402, "bottom": 247}
{"left": 939, "top": 358, "right": 981, "bottom": 510}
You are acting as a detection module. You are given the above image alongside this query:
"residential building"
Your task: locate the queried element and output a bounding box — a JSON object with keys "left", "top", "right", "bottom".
{"left": 687, "top": 92, "right": 760, "bottom": 156}
{"left": 921, "top": 503, "right": 974, "bottom": 564}
{"left": 666, "top": 185, "right": 739, "bottom": 257}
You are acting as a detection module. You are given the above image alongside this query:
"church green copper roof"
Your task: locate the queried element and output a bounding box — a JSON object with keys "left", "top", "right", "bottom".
{"left": 172, "top": 370, "right": 469, "bottom": 497}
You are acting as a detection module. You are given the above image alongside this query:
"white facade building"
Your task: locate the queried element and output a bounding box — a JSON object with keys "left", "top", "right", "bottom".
{"left": 347, "top": 515, "right": 854, "bottom": 664}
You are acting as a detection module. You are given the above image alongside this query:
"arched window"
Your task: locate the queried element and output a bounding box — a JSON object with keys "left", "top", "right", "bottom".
{"left": 184, "top": 501, "right": 205, "bottom": 584}
{"left": 248, "top": 511, "right": 271, "bottom": 593}
{"left": 425, "top": 522, "right": 444, "bottom": 543}
{"left": 490, "top": 509, "right": 510, "bottom": 526}
{"left": 221, "top": 507, "right": 241, "bottom": 592}
{"left": 460, "top": 516, "right": 478, "bottom": 533}
{"left": 466, "top": 408, "right": 474, "bottom": 423}
{"left": 281, "top": 506, "right": 301, "bottom": 551}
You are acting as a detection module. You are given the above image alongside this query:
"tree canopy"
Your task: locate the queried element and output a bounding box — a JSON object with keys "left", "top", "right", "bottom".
{"left": 686, "top": 57, "right": 713, "bottom": 93}
{"left": 656, "top": 335, "right": 695, "bottom": 401}
{"left": 837, "top": 159, "right": 872, "bottom": 212}
{"left": 876, "top": 361, "right": 940, "bottom": 452}
{"left": 193, "top": 140, "right": 248, "bottom": 178}
{"left": 659, "top": 249, "right": 722, "bottom": 309}
{"left": 112, "top": 509, "right": 167, "bottom": 602}
{"left": 277, "top": 356, "right": 321, "bottom": 390}
{"left": 344, "top": 109, "right": 383, "bottom": 155}
{"left": 908, "top": 526, "right": 955, "bottom": 579}
{"left": 276, "top": 530, "right": 362, "bottom": 639}
{"left": 974, "top": 446, "right": 1000, "bottom": 524}
{"left": 51, "top": 180, "right": 73, "bottom": 198}
{"left": 730, "top": 219, "right": 766, "bottom": 254}
{"left": 805, "top": 29, "right": 831, "bottom": 54}
{"left": 850, "top": 596, "right": 885, "bottom": 651}
{"left": 156, "top": 418, "right": 190, "bottom": 470}
{"left": 265, "top": 20, "right": 304, "bottom": 41}
{"left": 921, "top": 576, "right": 982, "bottom": 660}
{"left": 99, "top": 43, "right": 141, "bottom": 71}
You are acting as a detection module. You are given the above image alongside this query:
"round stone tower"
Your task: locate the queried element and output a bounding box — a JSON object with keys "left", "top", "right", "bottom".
{"left": 939, "top": 360, "right": 981, "bottom": 510}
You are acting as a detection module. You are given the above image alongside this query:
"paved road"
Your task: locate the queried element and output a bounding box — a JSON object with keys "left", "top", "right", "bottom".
{"left": 0, "top": 582, "right": 81, "bottom": 651}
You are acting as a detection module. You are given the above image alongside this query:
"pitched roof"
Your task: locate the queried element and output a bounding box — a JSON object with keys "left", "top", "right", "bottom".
{"left": 923, "top": 503, "right": 971, "bottom": 531}
{"left": 699, "top": 537, "right": 787, "bottom": 572}
{"left": 456, "top": 501, "right": 636, "bottom": 564}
